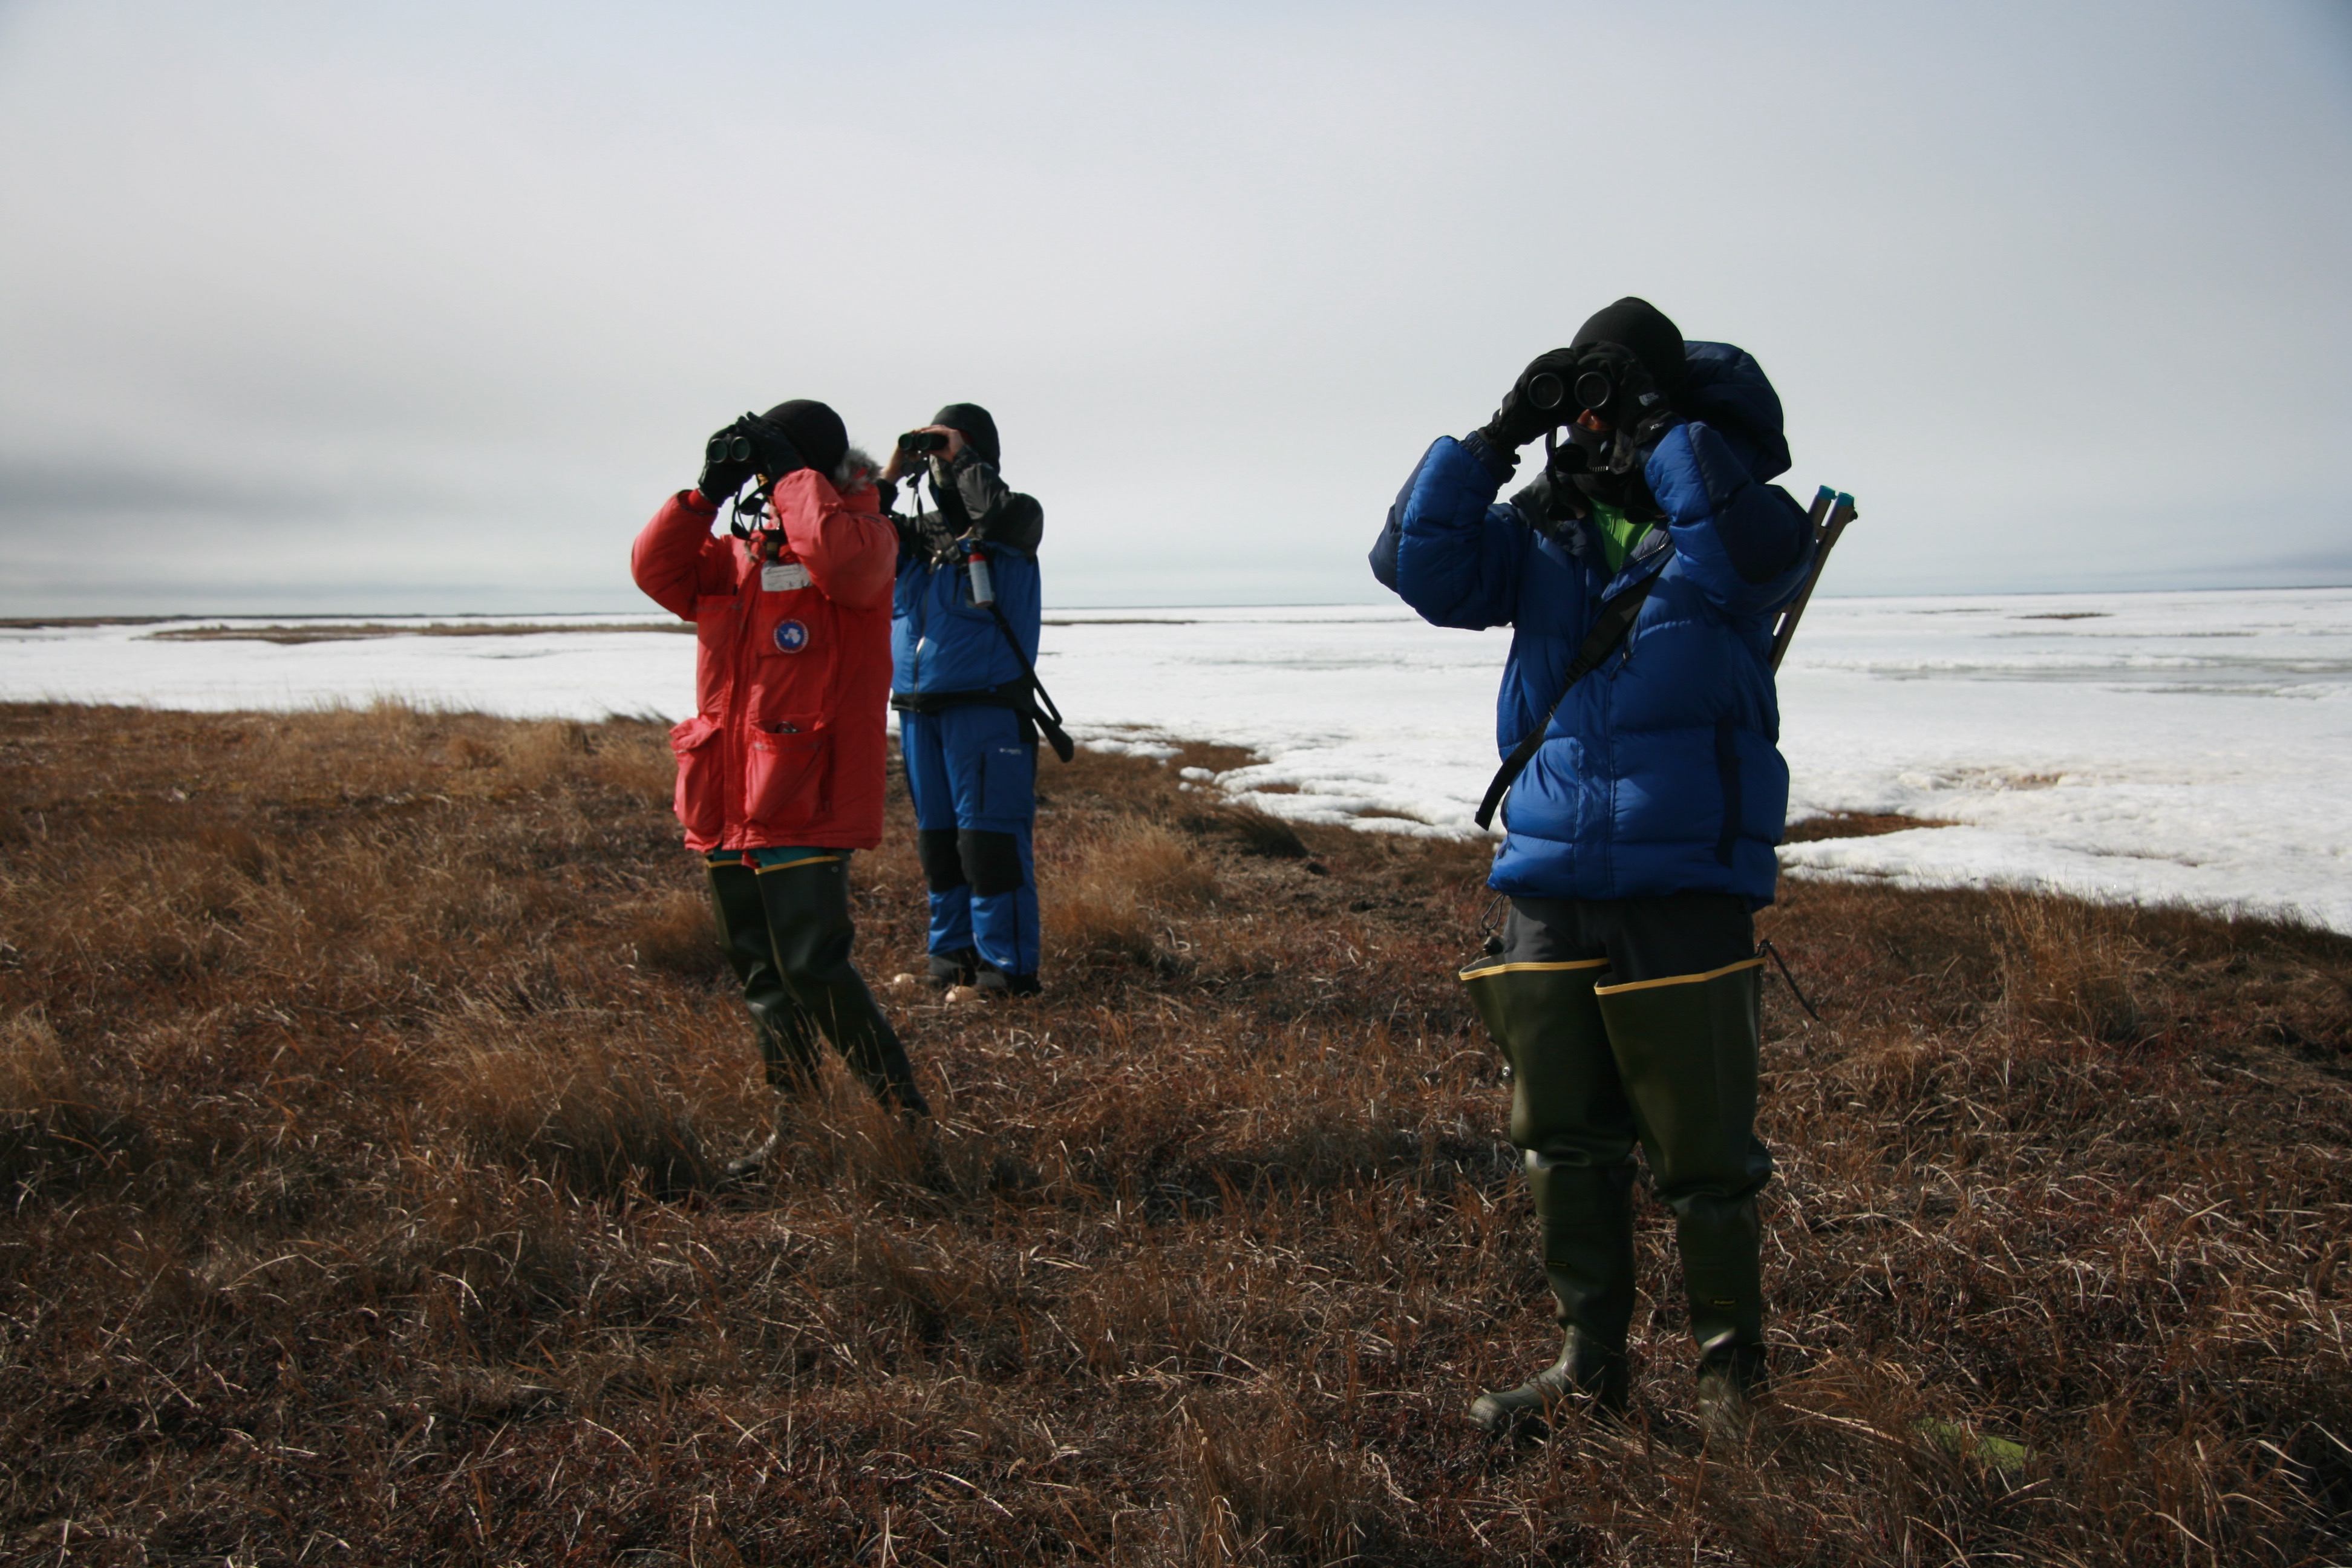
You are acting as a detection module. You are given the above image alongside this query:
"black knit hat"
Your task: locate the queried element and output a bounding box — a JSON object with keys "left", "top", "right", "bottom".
{"left": 1570, "top": 298, "right": 1690, "bottom": 397}
{"left": 760, "top": 399, "right": 848, "bottom": 477}
{"left": 931, "top": 402, "right": 1000, "bottom": 465}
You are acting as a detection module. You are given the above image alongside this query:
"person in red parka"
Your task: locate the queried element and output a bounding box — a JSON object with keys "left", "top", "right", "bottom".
{"left": 632, "top": 399, "right": 927, "bottom": 1169}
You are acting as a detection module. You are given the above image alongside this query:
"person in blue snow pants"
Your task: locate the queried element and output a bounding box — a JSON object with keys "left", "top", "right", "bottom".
{"left": 880, "top": 402, "right": 1048, "bottom": 997}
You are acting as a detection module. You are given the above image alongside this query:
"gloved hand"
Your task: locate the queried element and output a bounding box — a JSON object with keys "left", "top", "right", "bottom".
{"left": 1573, "top": 344, "right": 1682, "bottom": 453}
{"left": 1508, "top": 465, "right": 1590, "bottom": 540}
{"left": 697, "top": 418, "right": 757, "bottom": 501}
{"left": 696, "top": 414, "right": 806, "bottom": 502}
{"left": 1478, "top": 348, "right": 1583, "bottom": 451}
{"left": 743, "top": 415, "right": 806, "bottom": 482}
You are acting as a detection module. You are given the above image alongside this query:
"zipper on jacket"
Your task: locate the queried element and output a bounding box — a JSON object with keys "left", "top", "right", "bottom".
{"left": 731, "top": 572, "right": 754, "bottom": 844}
{"left": 910, "top": 575, "right": 926, "bottom": 691}
{"left": 898, "top": 557, "right": 926, "bottom": 691}
{"left": 1610, "top": 626, "right": 1639, "bottom": 678}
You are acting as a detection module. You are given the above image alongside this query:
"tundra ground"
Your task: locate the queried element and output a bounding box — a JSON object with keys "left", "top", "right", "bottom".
{"left": 1, "top": 703, "right": 2347, "bottom": 1566}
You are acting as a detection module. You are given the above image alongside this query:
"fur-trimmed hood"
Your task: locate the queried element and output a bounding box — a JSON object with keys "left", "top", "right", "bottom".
{"left": 832, "top": 445, "right": 880, "bottom": 494}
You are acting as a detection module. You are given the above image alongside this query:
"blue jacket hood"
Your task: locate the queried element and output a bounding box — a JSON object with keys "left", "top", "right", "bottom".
{"left": 1679, "top": 341, "right": 1789, "bottom": 484}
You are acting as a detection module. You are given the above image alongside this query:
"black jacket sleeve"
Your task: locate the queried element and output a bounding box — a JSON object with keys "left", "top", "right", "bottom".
{"left": 881, "top": 481, "right": 918, "bottom": 557}
{"left": 934, "top": 454, "right": 1044, "bottom": 557}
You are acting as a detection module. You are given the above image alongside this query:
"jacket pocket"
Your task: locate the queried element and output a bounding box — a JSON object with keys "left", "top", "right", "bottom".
{"left": 668, "top": 716, "right": 725, "bottom": 842}
{"left": 745, "top": 725, "right": 829, "bottom": 832}
{"left": 748, "top": 598, "right": 838, "bottom": 721}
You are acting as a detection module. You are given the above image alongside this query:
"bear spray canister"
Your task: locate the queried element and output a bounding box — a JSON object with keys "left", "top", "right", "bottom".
{"left": 964, "top": 538, "right": 996, "bottom": 609}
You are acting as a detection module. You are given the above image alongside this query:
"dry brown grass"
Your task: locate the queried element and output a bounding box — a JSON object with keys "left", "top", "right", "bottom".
{"left": 0, "top": 1011, "right": 75, "bottom": 1114}
{"left": 1047, "top": 818, "right": 1221, "bottom": 967}
{"left": 431, "top": 1012, "right": 719, "bottom": 1199}
{"left": 0, "top": 701, "right": 2347, "bottom": 1564}
{"left": 0, "top": 1010, "right": 138, "bottom": 1193}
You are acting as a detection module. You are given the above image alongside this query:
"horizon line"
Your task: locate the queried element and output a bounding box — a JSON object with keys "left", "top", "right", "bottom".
{"left": 5, "top": 580, "right": 2350, "bottom": 625}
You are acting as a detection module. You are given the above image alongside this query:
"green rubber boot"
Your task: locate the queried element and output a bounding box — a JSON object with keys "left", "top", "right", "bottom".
{"left": 755, "top": 857, "right": 929, "bottom": 1118}
{"left": 1462, "top": 957, "right": 1638, "bottom": 1432}
{"left": 1595, "top": 958, "right": 1773, "bottom": 1402}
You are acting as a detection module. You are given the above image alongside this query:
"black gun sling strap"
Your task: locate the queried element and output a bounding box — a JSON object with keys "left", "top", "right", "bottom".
{"left": 1474, "top": 570, "right": 1661, "bottom": 831}
{"left": 983, "top": 600, "right": 1076, "bottom": 764}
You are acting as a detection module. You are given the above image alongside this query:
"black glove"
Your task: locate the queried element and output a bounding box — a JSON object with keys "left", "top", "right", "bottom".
{"left": 696, "top": 420, "right": 757, "bottom": 501}
{"left": 1573, "top": 344, "right": 1682, "bottom": 454}
{"left": 1478, "top": 348, "right": 1583, "bottom": 451}
{"left": 696, "top": 413, "right": 807, "bottom": 501}
{"left": 743, "top": 414, "right": 806, "bottom": 481}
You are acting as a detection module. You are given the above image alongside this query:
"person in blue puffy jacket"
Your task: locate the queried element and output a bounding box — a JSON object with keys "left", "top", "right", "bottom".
{"left": 881, "top": 403, "right": 1047, "bottom": 997}
{"left": 1371, "top": 299, "right": 1814, "bottom": 1436}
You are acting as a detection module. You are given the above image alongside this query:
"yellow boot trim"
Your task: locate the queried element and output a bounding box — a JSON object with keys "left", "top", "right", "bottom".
{"left": 1458, "top": 956, "right": 1612, "bottom": 984}
{"left": 1591, "top": 956, "right": 1763, "bottom": 996}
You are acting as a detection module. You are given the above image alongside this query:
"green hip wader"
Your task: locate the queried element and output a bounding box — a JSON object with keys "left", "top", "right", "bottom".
{"left": 1462, "top": 952, "right": 1770, "bottom": 1428}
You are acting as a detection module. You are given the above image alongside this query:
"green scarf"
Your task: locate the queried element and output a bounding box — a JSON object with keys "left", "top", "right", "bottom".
{"left": 1589, "top": 499, "right": 1653, "bottom": 575}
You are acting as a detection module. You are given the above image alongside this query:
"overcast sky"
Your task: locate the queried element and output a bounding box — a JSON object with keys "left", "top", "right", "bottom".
{"left": 2, "top": 1, "right": 2347, "bottom": 614}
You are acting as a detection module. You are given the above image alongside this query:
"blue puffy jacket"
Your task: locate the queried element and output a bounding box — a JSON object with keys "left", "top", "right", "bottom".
{"left": 889, "top": 454, "right": 1044, "bottom": 697}
{"left": 1371, "top": 342, "right": 1814, "bottom": 907}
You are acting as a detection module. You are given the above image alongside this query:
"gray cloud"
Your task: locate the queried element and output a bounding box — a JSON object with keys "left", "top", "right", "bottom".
{"left": 0, "top": 458, "right": 359, "bottom": 520}
{"left": 2, "top": 1, "right": 2347, "bottom": 614}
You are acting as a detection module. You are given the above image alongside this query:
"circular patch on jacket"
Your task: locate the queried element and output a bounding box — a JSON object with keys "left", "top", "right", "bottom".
{"left": 773, "top": 620, "right": 809, "bottom": 653}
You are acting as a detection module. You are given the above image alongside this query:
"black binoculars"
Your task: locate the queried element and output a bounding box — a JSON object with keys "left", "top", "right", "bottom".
{"left": 1526, "top": 365, "right": 1616, "bottom": 419}
{"left": 897, "top": 430, "right": 951, "bottom": 456}
{"left": 707, "top": 413, "right": 803, "bottom": 476}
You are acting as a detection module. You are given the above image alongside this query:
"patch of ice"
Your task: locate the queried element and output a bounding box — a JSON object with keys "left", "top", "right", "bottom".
{"left": 3, "top": 588, "right": 2347, "bottom": 932}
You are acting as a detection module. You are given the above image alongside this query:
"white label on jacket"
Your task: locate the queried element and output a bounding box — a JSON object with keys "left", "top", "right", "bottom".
{"left": 760, "top": 560, "right": 811, "bottom": 592}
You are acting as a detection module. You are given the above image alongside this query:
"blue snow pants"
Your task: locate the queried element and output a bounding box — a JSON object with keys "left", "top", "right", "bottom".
{"left": 899, "top": 706, "right": 1039, "bottom": 977}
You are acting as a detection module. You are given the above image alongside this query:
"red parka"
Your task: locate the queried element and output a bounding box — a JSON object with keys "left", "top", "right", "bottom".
{"left": 632, "top": 469, "right": 897, "bottom": 853}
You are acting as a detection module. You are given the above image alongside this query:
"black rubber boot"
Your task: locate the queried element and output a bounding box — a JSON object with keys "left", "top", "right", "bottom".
{"left": 723, "top": 1099, "right": 795, "bottom": 1181}
{"left": 1461, "top": 956, "right": 1638, "bottom": 1432}
{"left": 973, "top": 965, "right": 1041, "bottom": 998}
{"left": 707, "top": 860, "right": 823, "bottom": 1175}
{"left": 755, "top": 857, "right": 929, "bottom": 1117}
{"left": 1525, "top": 1164, "right": 1636, "bottom": 1408}
{"left": 1468, "top": 1329, "right": 1631, "bottom": 1434}
{"left": 707, "top": 860, "right": 825, "bottom": 1091}
{"left": 1696, "top": 1345, "right": 1768, "bottom": 1442}
{"left": 1595, "top": 959, "right": 1773, "bottom": 1399}
{"left": 926, "top": 946, "right": 979, "bottom": 989}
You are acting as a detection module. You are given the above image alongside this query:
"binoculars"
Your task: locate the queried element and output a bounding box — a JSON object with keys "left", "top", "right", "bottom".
{"left": 707, "top": 413, "right": 803, "bottom": 476}
{"left": 897, "top": 430, "right": 952, "bottom": 456}
{"left": 1526, "top": 365, "right": 1616, "bottom": 420}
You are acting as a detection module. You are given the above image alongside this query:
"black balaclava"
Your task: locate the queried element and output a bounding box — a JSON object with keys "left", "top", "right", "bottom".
{"left": 1551, "top": 297, "right": 1688, "bottom": 522}
{"left": 1569, "top": 296, "right": 1690, "bottom": 398}
{"left": 761, "top": 399, "right": 848, "bottom": 477}
{"left": 931, "top": 402, "right": 1001, "bottom": 466}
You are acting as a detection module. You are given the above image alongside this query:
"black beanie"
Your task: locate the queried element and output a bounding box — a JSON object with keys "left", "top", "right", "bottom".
{"left": 1570, "top": 297, "right": 1690, "bottom": 397}
{"left": 931, "top": 402, "right": 1000, "bottom": 465}
{"left": 760, "top": 399, "right": 848, "bottom": 477}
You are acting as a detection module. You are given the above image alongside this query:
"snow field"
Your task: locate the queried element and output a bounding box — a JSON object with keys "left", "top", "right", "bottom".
{"left": 4, "top": 588, "right": 2345, "bottom": 932}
